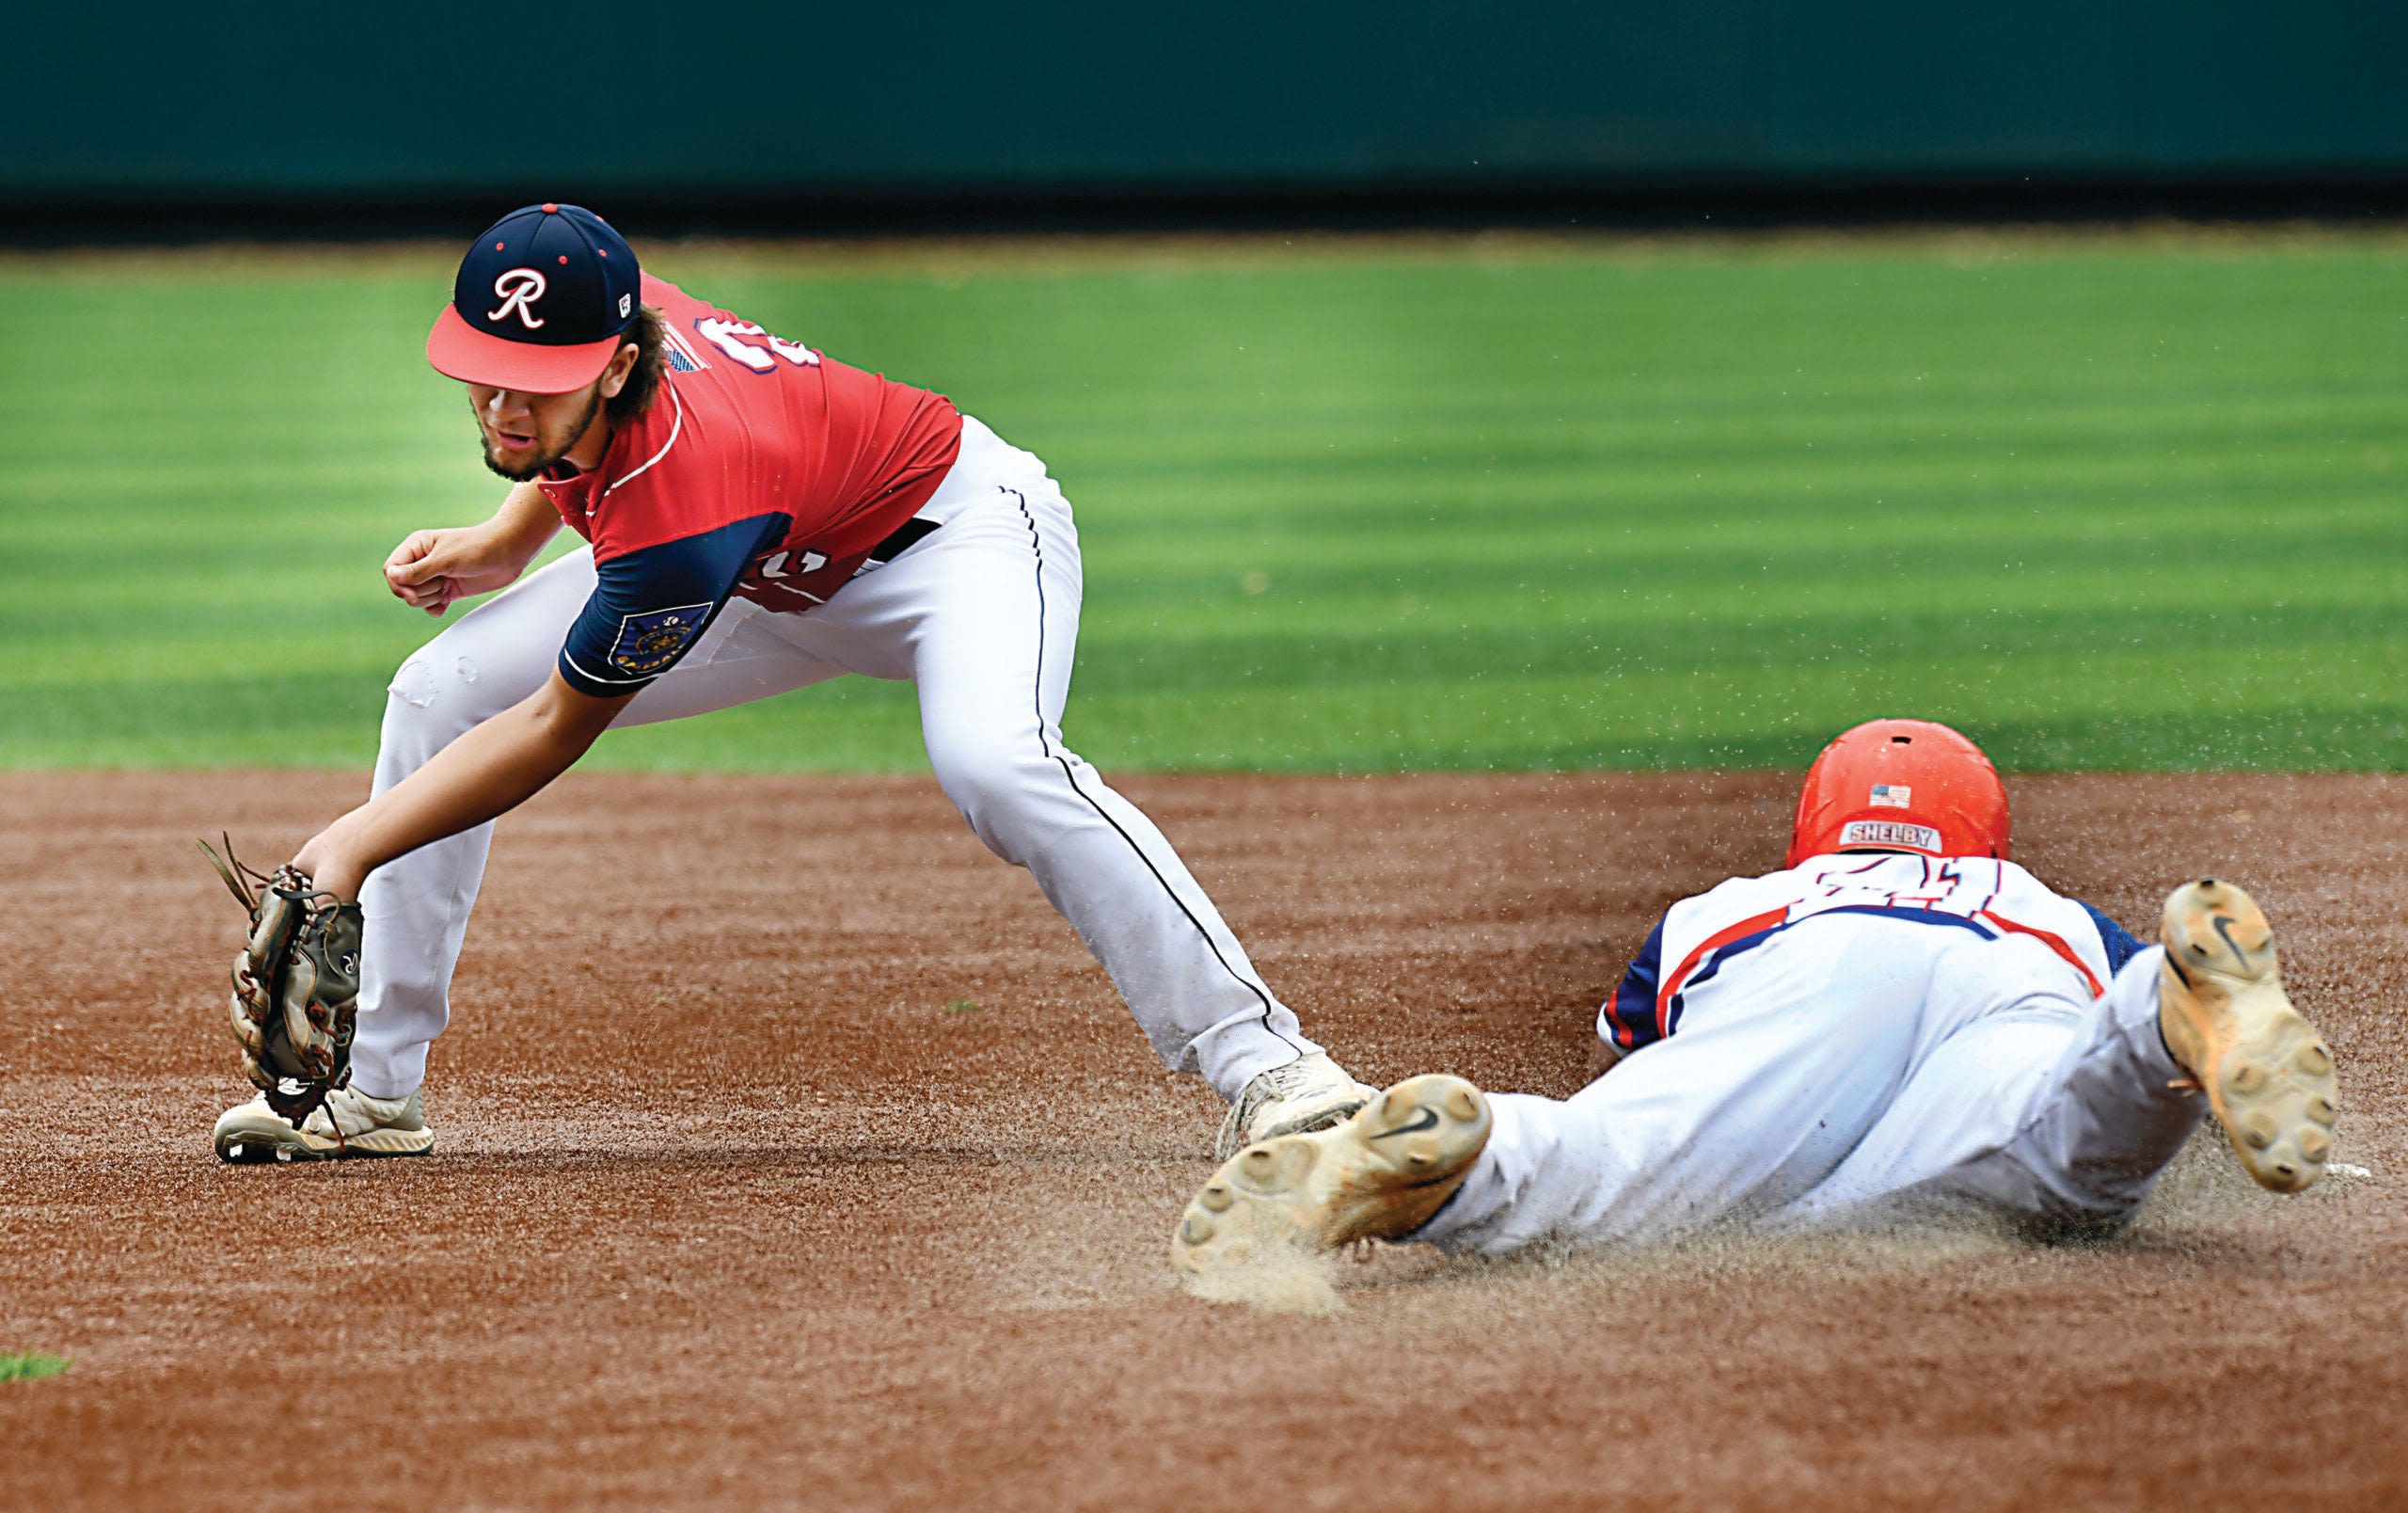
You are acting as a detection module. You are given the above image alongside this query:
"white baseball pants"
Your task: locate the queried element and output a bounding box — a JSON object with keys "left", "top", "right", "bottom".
{"left": 348, "top": 418, "right": 1318, "bottom": 1101}
{"left": 1415, "top": 916, "right": 2205, "bottom": 1253}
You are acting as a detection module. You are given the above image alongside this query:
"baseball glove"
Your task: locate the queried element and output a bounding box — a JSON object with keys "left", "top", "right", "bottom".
{"left": 199, "top": 836, "right": 363, "bottom": 1126}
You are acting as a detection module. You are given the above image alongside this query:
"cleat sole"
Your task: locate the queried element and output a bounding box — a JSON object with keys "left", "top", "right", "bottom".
{"left": 1172, "top": 1074, "right": 1492, "bottom": 1281}
{"left": 2158, "top": 880, "right": 2338, "bottom": 1195}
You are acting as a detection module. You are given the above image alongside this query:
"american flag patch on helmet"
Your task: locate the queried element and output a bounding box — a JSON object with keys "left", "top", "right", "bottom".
{"left": 1840, "top": 820, "right": 1943, "bottom": 852}
{"left": 1869, "top": 783, "right": 1912, "bottom": 808}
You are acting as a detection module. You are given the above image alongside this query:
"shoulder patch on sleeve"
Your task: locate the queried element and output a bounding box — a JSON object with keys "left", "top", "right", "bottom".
{"left": 607, "top": 602, "right": 713, "bottom": 676}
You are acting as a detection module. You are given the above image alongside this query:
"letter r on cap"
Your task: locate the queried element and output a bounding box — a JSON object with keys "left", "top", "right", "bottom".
{"left": 489, "top": 268, "right": 548, "bottom": 329}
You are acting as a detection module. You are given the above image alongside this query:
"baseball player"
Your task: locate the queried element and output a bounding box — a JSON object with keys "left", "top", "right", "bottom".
{"left": 211, "top": 202, "right": 1373, "bottom": 1161}
{"left": 1172, "top": 719, "right": 2342, "bottom": 1276}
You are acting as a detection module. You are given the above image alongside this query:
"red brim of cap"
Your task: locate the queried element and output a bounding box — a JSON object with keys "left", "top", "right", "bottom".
{"left": 425, "top": 305, "right": 625, "bottom": 393}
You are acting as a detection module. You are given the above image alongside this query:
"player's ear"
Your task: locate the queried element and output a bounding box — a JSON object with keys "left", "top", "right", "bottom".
{"left": 597, "top": 341, "right": 641, "bottom": 400}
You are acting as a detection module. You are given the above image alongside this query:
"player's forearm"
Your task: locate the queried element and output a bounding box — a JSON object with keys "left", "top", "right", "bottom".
{"left": 486, "top": 481, "right": 563, "bottom": 565}
{"left": 297, "top": 678, "right": 627, "bottom": 899}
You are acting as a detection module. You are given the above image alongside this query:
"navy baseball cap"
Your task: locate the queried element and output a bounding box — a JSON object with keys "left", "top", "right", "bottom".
{"left": 426, "top": 202, "right": 642, "bottom": 393}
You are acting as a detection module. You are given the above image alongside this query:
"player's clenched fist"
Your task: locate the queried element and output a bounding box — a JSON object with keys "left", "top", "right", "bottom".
{"left": 383, "top": 483, "right": 562, "bottom": 615}
{"left": 385, "top": 527, "right": 507, "bottom": 614}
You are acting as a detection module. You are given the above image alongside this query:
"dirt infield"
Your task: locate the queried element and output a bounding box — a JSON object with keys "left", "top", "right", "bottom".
{"left": 2, "top": 770, "right": 2403, "bottom": 1510}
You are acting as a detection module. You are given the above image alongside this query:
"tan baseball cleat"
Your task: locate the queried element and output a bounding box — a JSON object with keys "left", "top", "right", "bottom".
{"left": 1213, "top": 1050, "right": 1379, "bottom": 1160}
{"left": 1175, "top": 1074, "right": 1492, "bottom": 1277}
{"left": 213, "top": 1087, "right": 436, "bottom": 1163}
{"left": 2156, "top": 879, "right": 2337, "bottom": 1194}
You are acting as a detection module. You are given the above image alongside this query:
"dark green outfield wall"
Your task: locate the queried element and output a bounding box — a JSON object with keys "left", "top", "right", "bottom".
{"left": 9, "top": 1, "right": 2405, "bottom": 198}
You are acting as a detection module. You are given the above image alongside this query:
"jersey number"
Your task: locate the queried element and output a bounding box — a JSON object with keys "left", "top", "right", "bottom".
{"left": 757, "top": 549, "right": 828, "bottom": 581}
{"left": 693, "top": 318, "right": 821, "bottom": 374}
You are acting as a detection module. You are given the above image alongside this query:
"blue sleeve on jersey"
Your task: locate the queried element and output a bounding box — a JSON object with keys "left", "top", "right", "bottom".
{"left": 557, "top": 513, "right": 786, "bottom": 698}
{"left": 1599, "top": 915, "right": 1668, "bottom": 1049}
{"left": 2078, "top": 900, "right": 2147, "bottom": 975}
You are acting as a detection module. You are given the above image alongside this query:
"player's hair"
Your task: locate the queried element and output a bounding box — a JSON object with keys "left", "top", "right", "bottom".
{"left": 606, "top": 304, "right": 668, "bottom": 425}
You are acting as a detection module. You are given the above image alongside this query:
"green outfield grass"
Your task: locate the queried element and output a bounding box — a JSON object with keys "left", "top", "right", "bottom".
{"left": 1, "top": 231, "right": 2400, "bottom": 772}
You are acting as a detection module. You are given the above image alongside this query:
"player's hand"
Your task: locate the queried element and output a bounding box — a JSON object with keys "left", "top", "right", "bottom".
{"left": 1585, "top": 1037, "right": 1625, "bottom": 1085}
{"left": 384, "top": 525, "right": 532, "bottom": 616}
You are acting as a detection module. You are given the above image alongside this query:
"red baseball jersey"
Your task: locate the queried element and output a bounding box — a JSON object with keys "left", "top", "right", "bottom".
{"left": 539, "top": 274, "right": 962, "bottom": 696}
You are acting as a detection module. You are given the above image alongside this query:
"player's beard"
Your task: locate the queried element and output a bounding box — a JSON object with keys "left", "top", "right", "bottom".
{"left": 473, "top": 387, "right": 606, "bottom": 482}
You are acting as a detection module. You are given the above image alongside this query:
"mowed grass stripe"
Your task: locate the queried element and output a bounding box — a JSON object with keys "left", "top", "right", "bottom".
{"left": 0, "top": 233, "right": 2400, "bottom": 772}
{"left": 8, "top": 606, "right": 2396, "bottom": 769}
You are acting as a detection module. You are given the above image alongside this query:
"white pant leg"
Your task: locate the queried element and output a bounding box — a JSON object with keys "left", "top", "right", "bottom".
{"left": 768, "top": 420, "right": 1318, "bottom": 1097}
{"left": 350, "top": 549, "right": 844, "bottom": 1097}
{"left": 1778, "top": 944, "right": 2203, "bottom": 1231}
{"left": 353, "top": 418, "right": 1314, "bottom": 1101}
{"left": 1412, "top": 915, "right": 1955, "bottom": 1255}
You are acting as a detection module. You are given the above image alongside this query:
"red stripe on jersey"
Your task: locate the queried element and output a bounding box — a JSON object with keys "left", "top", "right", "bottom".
{"left": 1656, "top": 906, "right": 1792, "bottom": 1037}
{"left": 1976, "top": 910, "right": 2105, "bottom": 996}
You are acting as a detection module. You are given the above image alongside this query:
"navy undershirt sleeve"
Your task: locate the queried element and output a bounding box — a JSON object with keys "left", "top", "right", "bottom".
{"left": 2078, "top": 900, "right": 2147, "bottom": 975}
{"left": 1599, "top": 914, "right": 1669, "bottom": 1049}
{"left": 557, "top": 514, "right": 787, "bottom": 698}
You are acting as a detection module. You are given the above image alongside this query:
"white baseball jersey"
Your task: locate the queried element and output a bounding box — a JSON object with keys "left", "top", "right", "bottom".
{"left": 1418, "top": 852, "right": 2185, "bottom": 1254}
{"left": 1598, "top": 852, "right": 2146, "bottom": 1052}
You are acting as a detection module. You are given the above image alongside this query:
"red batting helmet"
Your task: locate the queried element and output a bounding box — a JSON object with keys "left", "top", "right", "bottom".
{"left": 1786, "top": 719, "right": 2010, "bottom": 868}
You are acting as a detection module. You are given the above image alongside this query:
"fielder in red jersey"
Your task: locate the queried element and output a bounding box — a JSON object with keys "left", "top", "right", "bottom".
{"left": 212, "top": 204, "right": 1373, "bottom": 1163}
